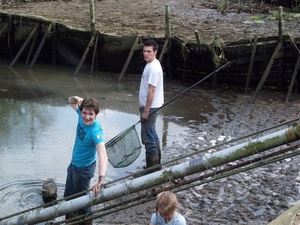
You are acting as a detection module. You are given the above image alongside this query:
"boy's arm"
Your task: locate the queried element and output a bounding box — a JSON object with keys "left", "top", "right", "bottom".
{"left": 92, "top": 142, "right": 108, "bottom": 196}
{"left": 68, "top": 96, "right": 83, "bottom": 111}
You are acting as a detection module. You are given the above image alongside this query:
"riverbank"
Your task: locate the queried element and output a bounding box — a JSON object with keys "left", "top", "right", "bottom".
{"left": 1, "top": 0, "right": 299, "bottom": 43}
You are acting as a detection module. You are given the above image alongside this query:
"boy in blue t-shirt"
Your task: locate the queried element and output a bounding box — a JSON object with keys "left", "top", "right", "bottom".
{"left": 64, "top": 96, "right": 108, "bottom": 225}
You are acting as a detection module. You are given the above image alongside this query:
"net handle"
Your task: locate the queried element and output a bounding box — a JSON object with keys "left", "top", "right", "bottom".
{"left": 137, "top": 61, "right": 233, "bottom": 125}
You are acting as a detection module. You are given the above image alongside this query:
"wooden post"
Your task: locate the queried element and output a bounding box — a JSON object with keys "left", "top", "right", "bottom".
{"left": 28, "top": 23, "right": 52, "bottom": 69}
{"left": 244, "top": 35, "right": 258, "bottom": 94}
{"left": 278, "top": 6, "right": 283, "bottom": 43}
{"left": 159, "top": 38, "right": 169, "bottom": 63}
{"left": 163, "top": 5, "right": 172, "bottom": 77}
{"left": 73, "top": 35, "right": 96, "bottom": 77}
{"left": 51, "top": 23, "right": 57, "bottom": 66}
{"left": 165, "top": 5, "right": 171, "bottom": 39}
{"left": 89, "top": 0, "right": 96, "bottom": 36}
{"left": 116, "top": 36, "right": 140, "bottom": 83}
{"left": 8, "top": 14, "right": 15, "bottom": 61}
{"left": 9, "top": 24, "right": 39, "bottom": 68}
{"left": 0, "top": 23, "right": 8, "bottom": 38}
{"left": 277, "top": 6, "right": 284, "bottom": 92}
{"left": 285, "top": 53, "right": 300, "bottom": 102}
{"left": 251, "top": 6, "right": 284, "bottom": 103}
{"left": 90, "top": 31, "right": 99, "bottom": 76}
{"left": 238, "top": 0, "right": 242, "bottom": 13}
{"left": 251, "top": 42, "right": 282, "bottom": 104}
{"left": 195, "top": 30, "right": 201, "bottom": 45}
{"left": 25, "top": 25, "right": 40, "bottom": 68}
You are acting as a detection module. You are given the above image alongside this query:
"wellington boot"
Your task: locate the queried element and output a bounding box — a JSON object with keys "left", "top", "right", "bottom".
{"left": 157, "top": 143, "right": 162, "bottom": 170}
{"left": 142, "top": 153, "right": 160, "bottom": 173}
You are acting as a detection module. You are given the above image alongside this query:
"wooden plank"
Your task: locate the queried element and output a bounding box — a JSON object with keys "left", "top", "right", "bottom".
{"left": 159, "top": 38, "right": 169, "bottom": 63}
{"left": 245, "top": 35, "right": 258, "bottom": 94}
{"left": 251, "top": 42, "right": 282, "bottom": 103}
{"left": 90, "top": 31, "right": 99, "bottom": 77}
{"left": 285, "top": 53, "right": 300, "bottom": 102}
{"left": 28, "top": 23, "right": 52, "bottom": 69}
{"left": 0, "top": 23, "right": 8, "bottom": 37}
{"left": 116, "top": 36, "right": 140, "bottom": 83}
{"left": 9, "top": 23, "right": 39, "bottom": 68}
{"left": 195, "top": 30, "right": 201, "bottom": 45}
{"left": 73, "top": 34, "right": 96, "bottom": 77}
{"left": 133, "top": 43, "right": 143, "bottom": 51}
{"left": 25, "top": 25, "right": 40, "bottom": 68}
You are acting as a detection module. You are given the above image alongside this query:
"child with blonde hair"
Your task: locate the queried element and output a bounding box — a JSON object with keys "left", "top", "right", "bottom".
{"left": 150, "top": 191, "right": 186, "bottom": 225}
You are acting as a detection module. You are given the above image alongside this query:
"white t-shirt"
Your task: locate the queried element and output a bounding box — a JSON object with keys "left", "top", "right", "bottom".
{"left": 139, "top": 59, "right": 164, "bottom": 108}
{"left": 150, "top": 211, "right": 186, "bottom": 225}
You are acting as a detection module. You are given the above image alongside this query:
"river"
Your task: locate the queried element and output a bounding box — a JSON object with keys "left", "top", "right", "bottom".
{"left": 1, "top": 59, "right": 300, "bottom": 224}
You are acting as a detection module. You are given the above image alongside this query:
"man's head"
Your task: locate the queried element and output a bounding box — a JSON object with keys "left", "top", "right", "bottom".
{"left": 79, "top": 97, "right": 100, "bottom": 126}
{"left": 143, "top": 40, "right": 158, "bottom": 63}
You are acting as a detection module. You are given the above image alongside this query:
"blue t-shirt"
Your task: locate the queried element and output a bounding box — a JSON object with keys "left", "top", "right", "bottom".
{"left": 71, "top": 108, "right": 104, "bottom": 167}
{"left": 151, "top": 211, "right": 186, "bottom": 225}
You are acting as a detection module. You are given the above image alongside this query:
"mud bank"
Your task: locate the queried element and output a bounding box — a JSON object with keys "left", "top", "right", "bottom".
{"left": 95, "top": 86, "right": 300, "bottom": 225}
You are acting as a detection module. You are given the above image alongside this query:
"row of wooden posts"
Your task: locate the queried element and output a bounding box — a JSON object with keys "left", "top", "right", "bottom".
{"left": 1, "top": 5, "right": 300, "bottom": 103}
{"left": 0, "top": 5, "right": 172, "bottom": 78}
{"left": 249, "top": 7, "right": 300, "bottom": 103}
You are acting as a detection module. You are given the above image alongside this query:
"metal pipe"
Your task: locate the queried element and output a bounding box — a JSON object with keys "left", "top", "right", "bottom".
{"left": 2, "top": 123, "right": 300, "bottom": 225}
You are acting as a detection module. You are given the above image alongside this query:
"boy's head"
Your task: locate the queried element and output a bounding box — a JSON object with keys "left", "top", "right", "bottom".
{"left": 79, "top": 97, "right": 100, "bottom": 115}
{"left": 156, "top": 191, "right": 179, "bottom": 222}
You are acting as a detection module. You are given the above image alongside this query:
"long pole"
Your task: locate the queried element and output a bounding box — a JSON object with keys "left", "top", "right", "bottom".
{"left": 2, "top": 123, "right": 300, "bottom": 225}
{"left": 142, "top": 60, "right": 234, "bottom": 123}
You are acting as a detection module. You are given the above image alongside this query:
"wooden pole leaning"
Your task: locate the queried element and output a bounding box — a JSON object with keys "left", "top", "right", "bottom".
{"left": 73, "top": 34, "right": 96, "bottom": 77}
{"left": 251, "top": 7, "right": 283, "bottom": 103}
{"left": 9, "top": 23, "right": 39, "bottom": 68}
{"left": 285, "top": 53, "right": 300, "bottom": 102}
{"left": 159, "top": 5, "right": 171, "bottom": 63}
{"left": 251, "top": 41, "right": 282, "bottom": 104}
{"left": 90, "top": 31, "right": 99, "bottom": 76}
{"left": 73, "top": 0, "right": 97, "bottom": 77}
{"left": 116, "top": 36, "right": 141, "bottom": 83}
{"left": 28, "top": 23, "right": 52, "bottom": 69}
{"left": 159, "top": 38, "right": 169, "bottom": 63}
{"left": 0, "top": 22, "right": 8, "bottom": 38}
{"left": 244, "top": 34, "right": 258, "bottom": 94}
{"left": 25, "top": 25, "right": 40, "bottom": 69}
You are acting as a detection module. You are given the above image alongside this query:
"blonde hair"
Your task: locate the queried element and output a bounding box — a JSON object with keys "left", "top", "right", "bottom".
{"left": 156, "top": 191, "right": 179, "bottom": 214}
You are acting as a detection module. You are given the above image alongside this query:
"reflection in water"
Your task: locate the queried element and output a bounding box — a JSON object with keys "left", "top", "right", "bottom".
{"left": 0, "top": 60, "right": 207, "bottom": 218}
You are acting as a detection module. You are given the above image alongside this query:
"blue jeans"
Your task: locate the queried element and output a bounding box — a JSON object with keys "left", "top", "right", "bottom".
{"left": 139, "top": 107, "right": 160, "bottom": 156}
{"left": 64, "top": 162, "right": 96, "bottom": 214}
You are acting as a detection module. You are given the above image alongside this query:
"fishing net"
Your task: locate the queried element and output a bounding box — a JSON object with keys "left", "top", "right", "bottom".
{"left": 106, "top": 125, "right": 141, "bottom": 168}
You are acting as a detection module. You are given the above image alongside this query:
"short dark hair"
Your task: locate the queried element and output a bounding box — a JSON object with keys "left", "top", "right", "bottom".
{"left": 143, "top": 39, "right": 158, "bottom": 51}
{"left": 79, "top": 97, "right": 100, "bottom": 115}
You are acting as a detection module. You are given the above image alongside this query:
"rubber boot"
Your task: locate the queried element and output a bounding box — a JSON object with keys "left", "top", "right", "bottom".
{"left": 141, "top": 153, "right": 159, "bottom": 175}
{"left": 157, "top": 143, "right": 162, "bottom": 170}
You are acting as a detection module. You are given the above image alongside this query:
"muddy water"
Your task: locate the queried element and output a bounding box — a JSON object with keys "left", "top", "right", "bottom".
{"left": 0, "top": 59, "right": 198, "bottom": 219}
{"left": 2, "top": 59, "right": 300, "bottom": 224}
